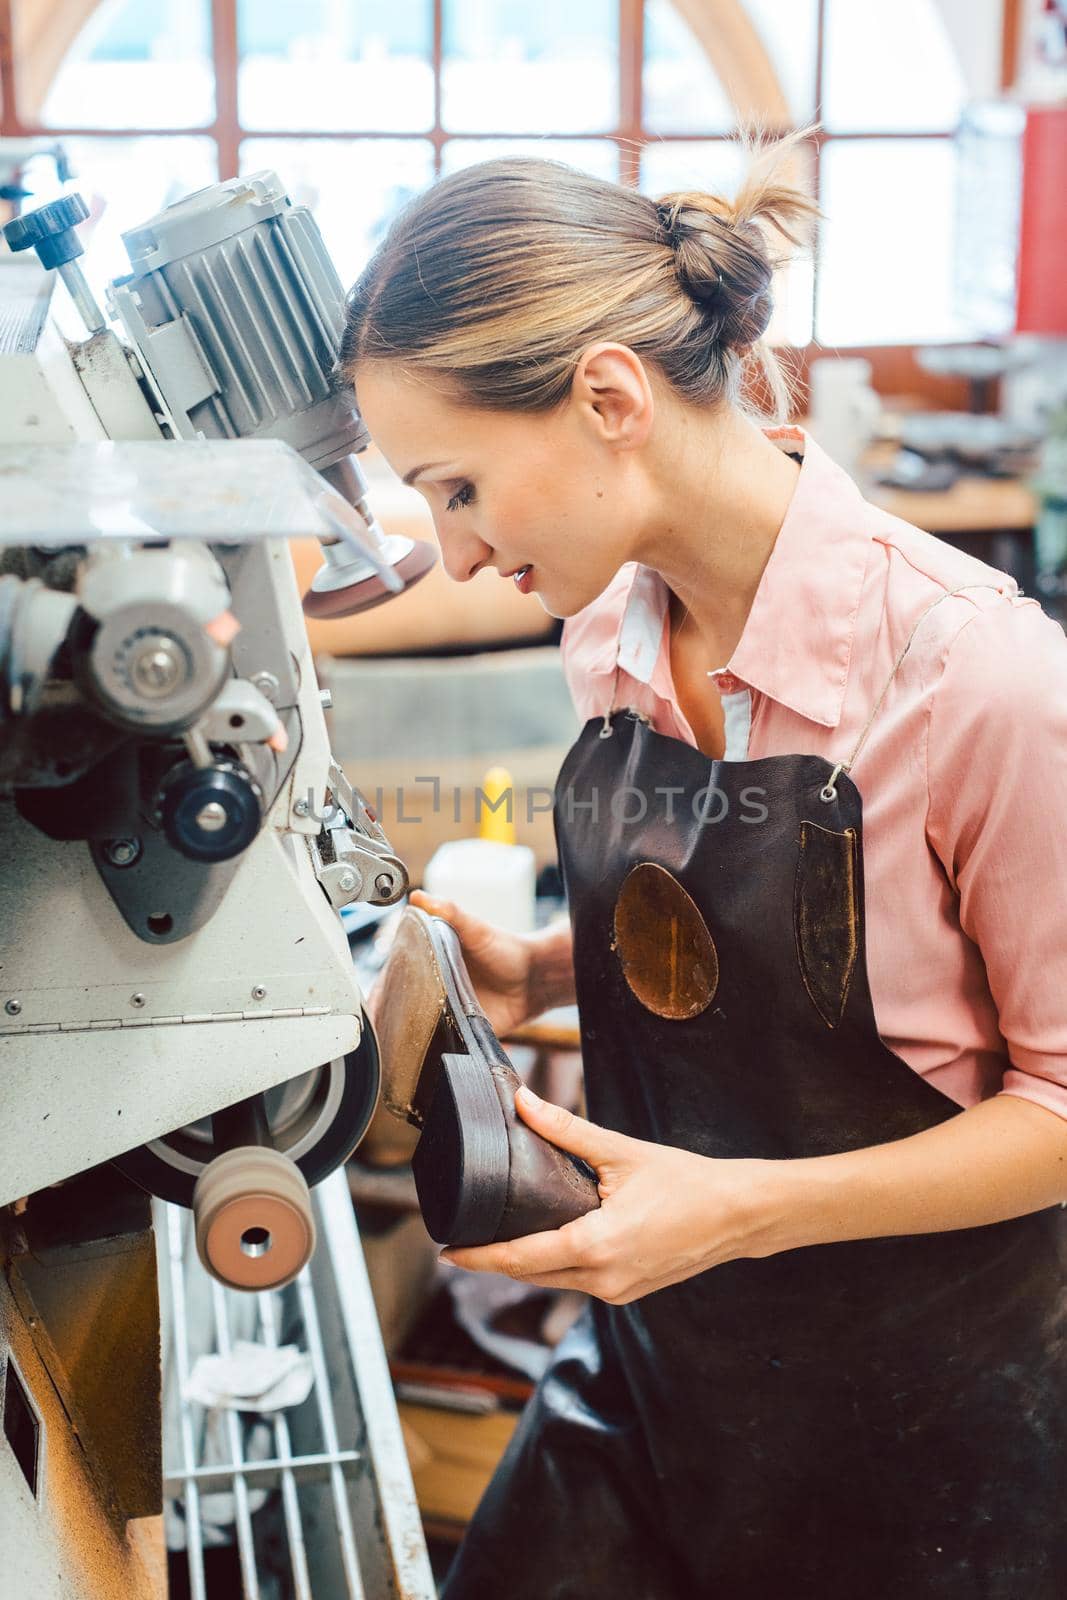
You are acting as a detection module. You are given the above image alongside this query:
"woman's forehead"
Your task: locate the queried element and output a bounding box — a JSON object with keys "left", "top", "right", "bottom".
{"left": 357, "top": 365, "right": 554, "bottom": 463}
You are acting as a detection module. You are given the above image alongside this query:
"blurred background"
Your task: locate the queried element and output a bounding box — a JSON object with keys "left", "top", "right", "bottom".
{"left": 1, "top": 0, "right": 1051, "bottom": 345}
{"left": 3, "top": 4, "right": 1067, "bottom": 1588}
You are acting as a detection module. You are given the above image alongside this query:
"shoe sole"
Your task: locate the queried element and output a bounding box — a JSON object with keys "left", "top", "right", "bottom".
{"left": 369, "top": 907, "right": 512, "bottom": 1241}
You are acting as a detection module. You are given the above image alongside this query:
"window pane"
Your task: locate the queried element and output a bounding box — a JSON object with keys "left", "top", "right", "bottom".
{"left": 817, "top": 140, "right": 963, "bottom": 344}
{"left": 823, "top": 0, "right": 966, "bottom": 133}
{"left": 239, "top": 139, "right": 435, "bottom": 287}
{"left": 644, "top": 2, "right": 731, "bottom": 134}
{"left": 25, "top": 137, "right": 218, "bottom": 299}
{"left": 639, "top": 139, "right": 746, "bottom": 196}
{"left": 745, "top": 0, "right": 819, "bottom": 125}
{"left": 644, "top": 0, "right": 817, "bottom": 135}
{"left": 238, "top": 0, "right": 433, "bottom": 133}
{"left": 15, "top": 0, "right": 213, "bottom": 129}
{"left": 954, "top": 103, "right": 1025, "bottom": 339}
{"left": 442, "top": 1, "right": 617, "bottom": 134}
{"left": 641, "top": 139, "right": 813, "bottom": 347}
{"left": 442, "top": 139, "right": 620, "bottom": 181}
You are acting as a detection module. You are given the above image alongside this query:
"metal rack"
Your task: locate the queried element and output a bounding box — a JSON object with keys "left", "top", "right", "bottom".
{"left": 159, "top": 1168, "right": 436, "bottom": 1600}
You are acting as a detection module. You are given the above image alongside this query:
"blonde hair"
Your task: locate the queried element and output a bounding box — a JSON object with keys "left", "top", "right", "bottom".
{"left": 338, "top": 126, "right": 819, "bottom": 423}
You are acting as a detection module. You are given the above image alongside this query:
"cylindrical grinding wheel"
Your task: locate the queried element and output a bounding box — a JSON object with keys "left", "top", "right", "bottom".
{"left": 192, "top": 1144, "right": 316, "bottom": 1291}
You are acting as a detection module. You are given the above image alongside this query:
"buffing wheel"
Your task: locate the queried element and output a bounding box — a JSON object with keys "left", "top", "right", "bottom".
{"left": 193, "top": 1144, "right": 316, "bottom": 1291}
{"left": 111, "top": 1019, "right": 381, "bottom": 1207}
{"left": 302, "top": 540, "right": 437, "bottom": 620}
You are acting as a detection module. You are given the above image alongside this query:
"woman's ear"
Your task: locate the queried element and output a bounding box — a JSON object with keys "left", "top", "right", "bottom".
{"left": 571, "top": 342, "right": 654, "bottom": 453}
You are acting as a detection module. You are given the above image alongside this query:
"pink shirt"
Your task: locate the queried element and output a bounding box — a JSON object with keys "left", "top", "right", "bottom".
{"left": 560, "top": 425, "right": 1067, "bottom": 1124}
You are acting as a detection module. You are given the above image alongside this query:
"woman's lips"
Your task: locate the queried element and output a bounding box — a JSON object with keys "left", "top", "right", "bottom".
{"left": 513, "top": 564, "right": 534, "bottom": 594}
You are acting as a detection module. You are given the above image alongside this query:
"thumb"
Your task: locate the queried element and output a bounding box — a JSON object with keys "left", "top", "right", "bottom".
{"left": 514, "top": 1085, "right": 627, "bottom": 1168}
{"left": 408, "top": 890, "right": 496, "bottom": 956}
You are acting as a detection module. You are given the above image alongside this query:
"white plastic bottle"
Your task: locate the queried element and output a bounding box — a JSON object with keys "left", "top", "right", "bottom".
{"left": 421, "top": 765, "right": 537, "bottom": 933}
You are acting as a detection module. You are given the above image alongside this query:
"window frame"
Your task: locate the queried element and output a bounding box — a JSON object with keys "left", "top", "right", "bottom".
{"left": 0, "top": 0, "right": 1025, "bottom": 400}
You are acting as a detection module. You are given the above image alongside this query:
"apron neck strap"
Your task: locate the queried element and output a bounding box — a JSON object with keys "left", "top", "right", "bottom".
{"left": 824, "top": 582, "right": 1007, "bottom": 798}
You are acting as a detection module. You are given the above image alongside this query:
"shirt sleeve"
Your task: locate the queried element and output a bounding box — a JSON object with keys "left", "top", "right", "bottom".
{"left": 925, "top": 594, "right": 1067, "bottom": 1122}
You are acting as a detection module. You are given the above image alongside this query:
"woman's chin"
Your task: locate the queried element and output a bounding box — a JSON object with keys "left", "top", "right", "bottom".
{"left": 546, "top": 575, "right": 617, "bottom": 621}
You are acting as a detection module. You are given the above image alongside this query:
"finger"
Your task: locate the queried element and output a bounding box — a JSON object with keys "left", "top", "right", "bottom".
{"left": 408, "top": 891, "right": 498, "bottom": 956}
{"left": 204, "top": 609, "right": 240, "bottom": 647}
{"left": 513, "top": 1085, "right": 625, "bottom": 1168}
{"left": 441, "top": 1216, "right": 596, "bottom": 1279}
{"left": 443, "top": 1256, "right": 592, "bottom": 1294}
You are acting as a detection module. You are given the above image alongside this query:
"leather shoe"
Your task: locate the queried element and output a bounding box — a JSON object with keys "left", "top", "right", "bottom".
{"left": 364, "top": 906, "right": 599, "bottom": 1247}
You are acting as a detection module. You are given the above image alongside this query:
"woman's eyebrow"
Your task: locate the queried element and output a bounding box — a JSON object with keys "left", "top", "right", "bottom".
{"left": 403, "top": 460, "right": 454, "bottom": 486}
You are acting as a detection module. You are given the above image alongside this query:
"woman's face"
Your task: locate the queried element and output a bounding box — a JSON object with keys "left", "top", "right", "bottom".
{"left": 353, "top": 359, "right": 649, "bottom": 619}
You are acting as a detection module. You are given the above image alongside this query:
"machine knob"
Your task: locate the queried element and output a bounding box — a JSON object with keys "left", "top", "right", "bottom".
{"left": 158, "top": 759, "right": 263, "bottom": 863}
{"left": 3, "top": 192, "right": 90, "bottom": 269}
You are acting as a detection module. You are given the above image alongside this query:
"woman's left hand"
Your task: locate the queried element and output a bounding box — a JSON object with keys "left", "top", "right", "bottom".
{"left": 439, "top": 1085, "right": 777, "bottom": 1303}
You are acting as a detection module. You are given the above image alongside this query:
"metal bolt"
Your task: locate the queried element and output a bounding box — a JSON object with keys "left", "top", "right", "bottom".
{"left": 293, "top": 798, "right": 310, "bottom": 818}
{"left": 4, "top": 999, "right": 21, "bottom": 1016}
{"left": 251, "top": 670, "right": 281, "bottom": 704}
{"left": 129, "top": 636, "right": 184, "bottom": 697}
{"left": 251, "top": 985, "right": 267, "bottom": 1001}
{"left": 195, "top": 801, "right": 228, "bottom": 833}
{"left": 374, "top": 873, "right": 393, "bottom": 896}
{"left": 105, "top": 837, "right": 141, "bottom": 868}
{"left": 130, "top": 993, "right": 145, "bottom": 1008}
{"left": 337, "top": 869, "right": 358, "bottom": 893}
{"left": 319, "top": 687, "right": 333, "bottom": 710}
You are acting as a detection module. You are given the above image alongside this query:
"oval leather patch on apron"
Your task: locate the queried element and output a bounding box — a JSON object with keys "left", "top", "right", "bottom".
{"left": 612, "top": 861, "right": 718, "bottom": 1020}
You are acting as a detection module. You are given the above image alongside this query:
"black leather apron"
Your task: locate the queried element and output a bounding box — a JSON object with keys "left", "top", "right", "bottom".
{"left": 443, "top": 587, "right": 1067, "bottom": 1599}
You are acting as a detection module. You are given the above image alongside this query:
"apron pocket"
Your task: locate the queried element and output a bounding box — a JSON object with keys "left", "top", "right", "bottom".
{"left": 612, "top": 860, "right": 718, "bottom": 1020}
{"left": 794, "top": 821, "right": 859, "bottom": 1028}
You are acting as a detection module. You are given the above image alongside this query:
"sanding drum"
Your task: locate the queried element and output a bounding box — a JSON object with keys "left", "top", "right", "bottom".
{"left": 192, "top": 1093, "right": 316, "bottom": 1290}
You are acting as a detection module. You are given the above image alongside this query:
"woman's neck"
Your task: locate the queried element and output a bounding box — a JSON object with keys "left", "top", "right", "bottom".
{"left": 633, "top": 406, "right": 801, "bottom": 665}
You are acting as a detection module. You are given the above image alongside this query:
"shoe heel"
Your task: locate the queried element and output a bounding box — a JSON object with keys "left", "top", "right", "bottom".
{"left": 412, "top": 1051, "right": 510, "bottom": 1246}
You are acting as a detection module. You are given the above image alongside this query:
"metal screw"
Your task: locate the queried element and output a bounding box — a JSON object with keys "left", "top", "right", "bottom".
{"left": 129, "top": 636, "right": 184, "bottom": 697}
{"left": 319, "top": 687, "right": 333, "bottom": 710}
{"left": 337, "top": 869, "right": 357, "bottom": 893}
{"left": 195, "top": 801, "right": 228, "bottom": 833}
{"left": 293, "top": 798, "right": 310, "bottom": 818}
{"left": 130, "top": 993, "right": 145, "bottom": 1008}
{"left": 4, "top": 999, "right": 21, "bottom": 1016}
{"left": 374, "top": 873, "right": 393, "bottom": 896}
{"left": 251, "top": 985, "right": 267, "bottom": 1001}
{"left": 251, "top": 670, "right": 280, "bottom": 704}
{"left": 105, "top": 837, "right": 141, "bottom": 867}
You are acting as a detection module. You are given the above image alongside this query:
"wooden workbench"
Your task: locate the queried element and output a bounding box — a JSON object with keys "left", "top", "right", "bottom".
{"left": 862, "top": 446, "right": 1039, "bottom": 593}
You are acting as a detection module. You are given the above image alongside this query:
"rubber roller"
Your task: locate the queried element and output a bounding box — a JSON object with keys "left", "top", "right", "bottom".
{"left": 192, "top": 1093, "right": 316, "bottom": 1291}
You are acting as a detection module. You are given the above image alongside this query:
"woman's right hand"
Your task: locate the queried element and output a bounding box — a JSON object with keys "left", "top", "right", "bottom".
{"left": 407, "top": 889, "right": 537, "bottom": 1039}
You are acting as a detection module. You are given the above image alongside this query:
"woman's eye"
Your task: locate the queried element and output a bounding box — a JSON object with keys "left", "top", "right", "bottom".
{"left": 445, "top": 483, "right": 475, "bottom": 514}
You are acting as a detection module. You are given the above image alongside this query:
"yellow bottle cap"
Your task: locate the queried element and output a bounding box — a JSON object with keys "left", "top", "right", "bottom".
{"left": 479, "top": 765, "right": 516, "bottom": 846}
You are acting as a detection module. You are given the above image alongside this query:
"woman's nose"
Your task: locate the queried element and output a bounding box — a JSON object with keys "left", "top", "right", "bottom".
{"left": 437, "top": 523, "right": 491, "bottom": 583}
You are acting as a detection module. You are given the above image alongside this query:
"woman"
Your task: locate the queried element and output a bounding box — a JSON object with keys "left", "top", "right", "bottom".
{"left": 340, "top": 132, "right": 1067, "bottom": 1597}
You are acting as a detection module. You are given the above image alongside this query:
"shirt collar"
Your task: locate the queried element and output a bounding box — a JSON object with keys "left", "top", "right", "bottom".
{"left": 608, "top": 425, "right": 874, "bottom": 730}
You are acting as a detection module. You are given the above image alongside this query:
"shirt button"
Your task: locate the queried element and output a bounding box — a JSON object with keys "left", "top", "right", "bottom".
{"left": 709, "top": 669, "right": 744, "bottom": 695}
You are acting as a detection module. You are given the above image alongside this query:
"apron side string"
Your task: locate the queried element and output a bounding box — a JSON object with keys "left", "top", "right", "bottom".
{"left": 819, "top": 583, "right": 1007, "bottom": 803}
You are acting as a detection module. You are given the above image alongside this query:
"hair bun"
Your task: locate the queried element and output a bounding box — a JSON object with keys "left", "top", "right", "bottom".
{"left": 656, "top": 196, "right": 773, "bottom": 349}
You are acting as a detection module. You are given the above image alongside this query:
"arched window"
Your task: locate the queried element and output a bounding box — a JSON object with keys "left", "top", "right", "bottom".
{"left": 2, "top": 0, "right": 1014, "bottom": 356}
